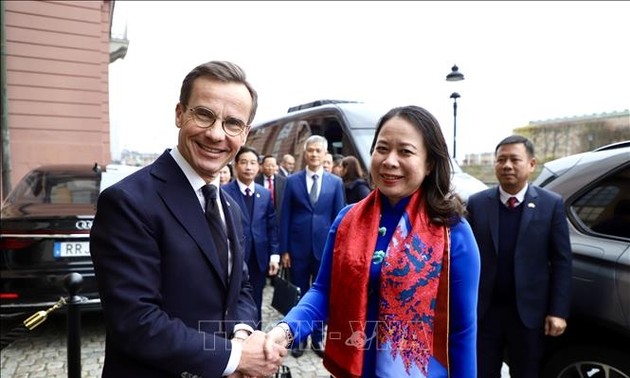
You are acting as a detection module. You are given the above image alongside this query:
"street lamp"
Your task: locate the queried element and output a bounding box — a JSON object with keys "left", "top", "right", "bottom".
{"left": 450, "top": 92, "right": 461, "bottom": 160}
{"left": 446, "top": 65, "right": 465, "bottom": 159}
{"left": 446, "top": 65, "right": 464, "bottom": 82}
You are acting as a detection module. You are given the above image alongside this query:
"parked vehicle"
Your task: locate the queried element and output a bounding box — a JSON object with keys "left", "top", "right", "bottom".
{"left": 533, "top": 141, "right": 630, "bottom": 378}
{"left": 247, "top": 100, "right": 487, "bottom": 202}
{"left": 0, "top": 163, "right": 140, "bottom": 317}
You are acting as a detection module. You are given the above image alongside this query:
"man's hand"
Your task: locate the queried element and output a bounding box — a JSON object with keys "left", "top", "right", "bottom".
{"left": 281, "top": 253, "right": 291, "bottom": 268}
{"left": 236, "top": 330, "right": 286, "bottom": 377}
{"left": 268, "top": 261, "right": 279, "bottom": 276}
{"left": 545, "top": 315, "right": 567, "bottom": 337}
{"left": 264, "top": 325, "right": 290, "bottom": 360}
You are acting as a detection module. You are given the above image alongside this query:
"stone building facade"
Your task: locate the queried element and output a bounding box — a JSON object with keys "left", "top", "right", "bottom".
{"left": 463, "top": 110, "right": 630, "bottom": 165}
{"left": 516, "top": 110, "right": 630, "bottom": 161}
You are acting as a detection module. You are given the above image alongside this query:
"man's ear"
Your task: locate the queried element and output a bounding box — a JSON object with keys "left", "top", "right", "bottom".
{"left": 239, "top": 125, "right": 251, "bottom": 144}
{"left": 529, "top": 157, "right": 537, "bottom": 172}
{"left": 175, "top": 103, "right": 184, "bottom": 128}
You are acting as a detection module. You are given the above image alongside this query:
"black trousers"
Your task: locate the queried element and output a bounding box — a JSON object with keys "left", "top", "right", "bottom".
{"left": 247, "top": 251, "right": 266, "bottom": 330}
{"left": 290, "top": 253, "right": 324, "bottom": 347}
{"left": 477, "top": 303, "right": 546, "bottom": 378}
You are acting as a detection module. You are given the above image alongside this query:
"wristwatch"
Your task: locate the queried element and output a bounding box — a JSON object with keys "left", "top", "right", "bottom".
{"left": 276, "top": 322, "right": 294, "bottom": 348}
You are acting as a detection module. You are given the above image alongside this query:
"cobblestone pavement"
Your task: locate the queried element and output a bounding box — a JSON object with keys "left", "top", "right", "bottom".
{"left": 1, "top": 282, "right": 509, "bottom": 377}
{"left": 0, "top": 281, "right": 328, "bottom": 378}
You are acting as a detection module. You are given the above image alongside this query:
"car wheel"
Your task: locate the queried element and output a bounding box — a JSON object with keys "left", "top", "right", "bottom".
{"left": 542, "top": 345, "right": 630, "bottom": 378}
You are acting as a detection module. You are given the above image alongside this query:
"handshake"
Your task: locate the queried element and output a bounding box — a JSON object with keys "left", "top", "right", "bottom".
{"left": 228, "top": 323, "right": 295, "bottom": 378}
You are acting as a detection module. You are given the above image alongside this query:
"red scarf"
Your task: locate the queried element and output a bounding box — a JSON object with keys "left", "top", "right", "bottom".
{"left": 324, "top": 189, "right": 450, "bottom": 377}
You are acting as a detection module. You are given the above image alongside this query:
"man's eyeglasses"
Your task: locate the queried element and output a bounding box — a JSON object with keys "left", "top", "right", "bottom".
{"left": 185, "top": 106, "right": 248, "bottom": 137}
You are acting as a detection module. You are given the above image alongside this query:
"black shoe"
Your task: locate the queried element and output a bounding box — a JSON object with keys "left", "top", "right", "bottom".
{"left": 290, "top": 348, "right": 304, "bottom": 358}
{"left": 311, "top": 340, "right": 325, "bottom": 358}
{"left": 291, "top": 340, "right": 306, "bottom": 358}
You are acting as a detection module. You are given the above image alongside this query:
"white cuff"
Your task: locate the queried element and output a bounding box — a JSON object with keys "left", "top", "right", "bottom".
{"left": 222, "top": 340, "right": 242, "bottom": 376}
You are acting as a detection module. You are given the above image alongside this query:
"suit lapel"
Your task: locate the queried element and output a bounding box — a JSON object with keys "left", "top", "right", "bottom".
{"left": 276, "top": 175, "right": 286, "bottom": 196}
{"left": 488, "top": 188, "right": 500, "bottom": 254}
{"left": 296, "top": 171, "right": 313, "bottom": 209}
{"left": 252, "top": 186, "right": 264, "bottom": 216}
{"left": 221, "top": 190, "right": 245, "bottom": 304}
{"left": 151, "top": 153, "right": 228, "bottom": 287}
{"left": 314, "top": 172, "right": 332, "bottom": 209}
{"left": 227, "top": 181, "right": 250, "bottom": 222}
{"left": 516, "top": 186, "right": 538, "bottom": 248}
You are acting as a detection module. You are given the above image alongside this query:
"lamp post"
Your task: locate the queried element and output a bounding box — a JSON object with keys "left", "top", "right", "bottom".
{"left": 450, "top": 92, "right": 461, "bottom": 160}
{"left": 446, "top": 65, "right": 465, "bottom": 159}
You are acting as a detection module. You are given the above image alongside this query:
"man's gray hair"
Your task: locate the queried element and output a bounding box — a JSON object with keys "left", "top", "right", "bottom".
{"left": 304, "top": 135, "right": 328, "bottom": 151}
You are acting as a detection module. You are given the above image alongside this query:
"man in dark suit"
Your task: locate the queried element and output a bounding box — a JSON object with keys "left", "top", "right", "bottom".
{"left": 278, "top": 153, "right": 295, "bottom": 177}
{"left": 467, "top": 135, "right": 572, "bottom": 378}
{"left": 223, "top": 146, "right": 280, "bottom": 329}
{"left": 255, "top": 154, "right": 287, "bottom": 220}
{"left": 90, "top": 61, "right": 285, "bottom": 378}
{"left": 279, "top": 135, "right": 346, "bottom": 358}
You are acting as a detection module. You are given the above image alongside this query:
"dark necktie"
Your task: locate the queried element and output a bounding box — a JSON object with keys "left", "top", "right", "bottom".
{"left": 267, "top": 176, "right": 275, "bottom": 206}
{"left": 507, "top": 196, "right": 518, "bottom": 209}
{"left": 244, "top": 187, "right": 254, "bottom": 217}
{"left": 310, "top": 174, "right": 319, "bottom": 205}
{"left": 201, "top": 184, "right": 228, "bottom": 279}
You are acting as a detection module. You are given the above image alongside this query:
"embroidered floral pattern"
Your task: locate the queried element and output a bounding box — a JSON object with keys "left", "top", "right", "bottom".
{"left": 378, "top": 221, "right": 444, "bottom": 376}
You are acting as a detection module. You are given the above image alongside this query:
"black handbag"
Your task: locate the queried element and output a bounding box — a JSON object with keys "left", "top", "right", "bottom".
{"left": 271, "top": 267, "right": 301, "bottom": 315}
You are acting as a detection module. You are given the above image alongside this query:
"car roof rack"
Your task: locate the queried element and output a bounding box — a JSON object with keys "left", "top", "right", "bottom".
{"left": 287, "top": 100, "right": 360, "bottom": 113}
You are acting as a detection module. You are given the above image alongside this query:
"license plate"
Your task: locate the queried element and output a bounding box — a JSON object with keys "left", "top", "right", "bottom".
{"left": 54, "top": 242, "right": 90, "bottom": 258}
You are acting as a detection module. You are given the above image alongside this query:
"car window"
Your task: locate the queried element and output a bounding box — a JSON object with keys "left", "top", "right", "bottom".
{"left": 570, "top": 166, "right": 630, "bottom": 239}
{"left": 248, "top": 113, "right": 364, "bottom": 172}
{"left": 248, "top": 120, "right": 311, "bottom": 164}
{"left": 6, "top": 170, "right": 99, "bottom": 205}
{"left": 51, "top": 179, "right": 96, "bottom": 204}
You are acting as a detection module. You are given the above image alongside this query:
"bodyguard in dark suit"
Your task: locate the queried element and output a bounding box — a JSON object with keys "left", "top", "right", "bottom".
{"left": 467, "top": 135, "right": 572, "bottom": 378}
{"left": 90, "top": 61, "right": 285, "bottom": 378}
{"left": 255, "top": 154, "right": 287, "bottom": 219}
{"left": 223, "top": 146, "right": 280, "bottom": 329}
{"left": 279, "top": 135, "right": 346, "bottom": 358}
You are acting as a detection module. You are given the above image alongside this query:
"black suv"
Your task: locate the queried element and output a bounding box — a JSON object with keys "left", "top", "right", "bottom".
{"left": 246, "top": 100, "right": 487, "bottom": 202}
{"left": 533, "top": 141, "right": 630, "bottom": 378}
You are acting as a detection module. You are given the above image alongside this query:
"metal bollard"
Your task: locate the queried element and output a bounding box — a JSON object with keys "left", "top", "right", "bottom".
{"left": 64, "top": 273, "right": 83, "bottom": 378}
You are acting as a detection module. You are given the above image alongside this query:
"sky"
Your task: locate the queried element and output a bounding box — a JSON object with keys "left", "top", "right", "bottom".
{"left": 108, "top": 1, "right": 630, "bottom": 161}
